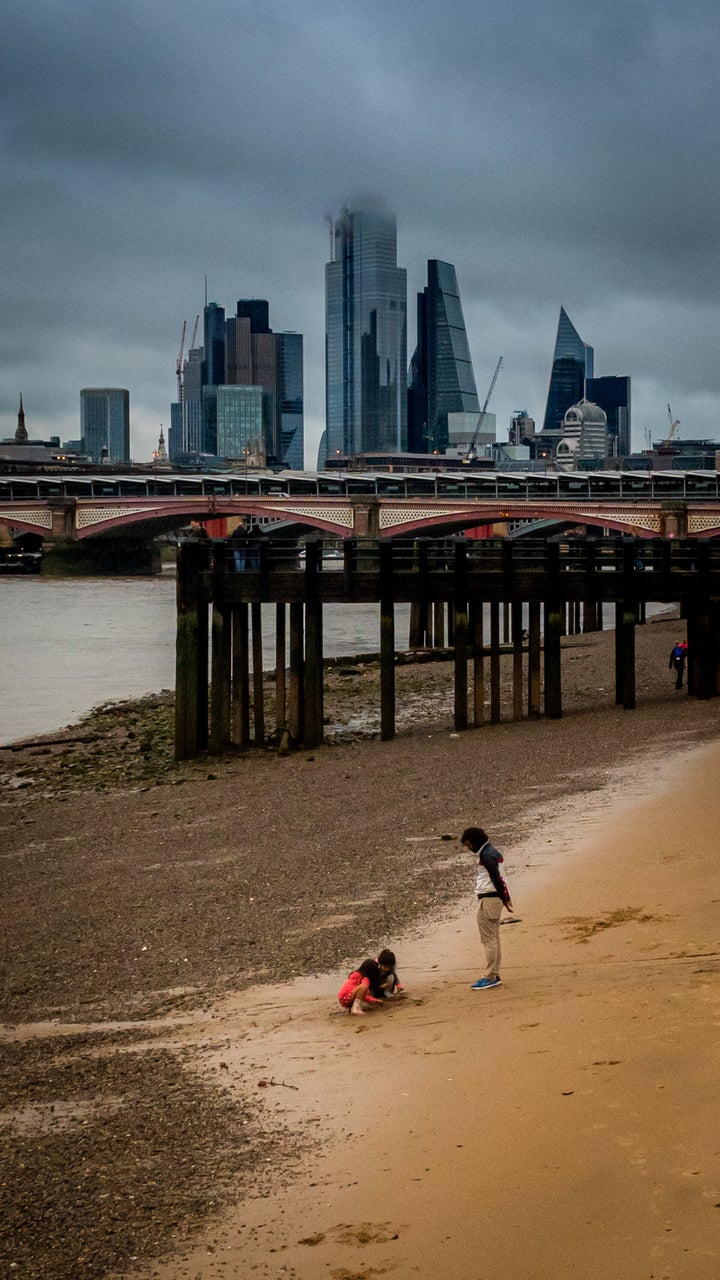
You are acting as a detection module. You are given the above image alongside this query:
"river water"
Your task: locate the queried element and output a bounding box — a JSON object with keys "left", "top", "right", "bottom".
{"left": 0, "top": 573, "right": 412, "bottom": 744}
{"left": 0, "top": 573, "right": 666, "bottom": 746}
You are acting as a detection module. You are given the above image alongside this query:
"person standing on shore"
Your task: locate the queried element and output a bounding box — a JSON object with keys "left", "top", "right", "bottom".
{"left": 668, "top": 640, "right": 687, "bottom": 690}
{"left": 461, "top": 827, "right": 514, "bottom": 991}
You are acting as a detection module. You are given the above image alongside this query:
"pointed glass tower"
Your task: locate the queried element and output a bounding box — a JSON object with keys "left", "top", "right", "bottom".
{"left": 408, "top": 260, "right": 479, "bottom": 453}
{"left": 542, "top": 307, "right": 594, "bottom": 433}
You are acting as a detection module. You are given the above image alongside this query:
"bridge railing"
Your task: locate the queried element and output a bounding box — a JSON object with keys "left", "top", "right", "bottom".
{"left": 204, "top": 534, "right": 720, "bottom": 580}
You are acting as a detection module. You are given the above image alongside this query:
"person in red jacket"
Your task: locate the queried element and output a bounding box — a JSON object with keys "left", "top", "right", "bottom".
{"left": 462, "top": 826, "right": 515, "bottom": 991}
{"left": 338, "top": 959, "right": 385, "bottom": 1015}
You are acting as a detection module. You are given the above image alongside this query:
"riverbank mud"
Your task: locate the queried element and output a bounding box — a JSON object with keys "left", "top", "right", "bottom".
{"left": 2, "top": 612, "right": 719, "bottom": 1278}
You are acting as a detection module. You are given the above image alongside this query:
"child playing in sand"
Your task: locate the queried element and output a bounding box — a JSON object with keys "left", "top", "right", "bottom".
{"left": 338, "top": 959, "right": 385, "bottom": 1015}
{"left": 376, "top": 949, "right": 404, "bottom": 998}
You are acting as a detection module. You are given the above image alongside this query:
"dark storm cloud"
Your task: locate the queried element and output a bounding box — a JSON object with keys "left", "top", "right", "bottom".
{"left": 1, "top": 0, "right": 718, "bottom": 456}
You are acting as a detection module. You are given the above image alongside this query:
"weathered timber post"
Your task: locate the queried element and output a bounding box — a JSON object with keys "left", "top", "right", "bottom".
{"left": 433, "top": 601, "right": 445, "bottom": 649}
{"left": 175, "top": 540, "right": 210, "bottom": 760}
{"left": 275, "top": 603, "right": 287, "bottom": 732}
{"left": 453, "top": 539, "right": 468, "bottom": 731}
{"left": 614, "top": 600, "right": 624, "bottom": 705}
{"left": 528, "top": 600, "right": 541, "bottom": 717}
{"left": 379, "top": 540, "right": 396, "bottom": 741}
{"left": 304, "top": 539, "right": 324, "bottom": 747}
{"left": 544, "top": 542, "right": 562, "bottom": 719}
{"left": 232, "top": 604, "right": 250, "bottom": 746}
{"left": 616, "top": 541, "right": 637, "bottom": 710}
{"left": 502, "top": 601, "right": 510, "bottom": 645}
{"left": 409, "top": 540, "right": 430, "bottom": 648}
{"left": 689, "top": 543, "right": 716, "bottom": 700}
{"left": 251, "top": 602, "right": 265, "bottom": 745}
{"left": 489, "top": 601, "right": 501, "bottom": 724}
{"left": 470, "top": 600, "right": 484, "bottom": 726}
{"left": 512, "top": 600, "right": 523, "bottom": 720}
{"left": 288, "top": 602, "right": 304, "bottom": 744}
{"left": 210, "top": 549, "right": 232, "bottom": 752}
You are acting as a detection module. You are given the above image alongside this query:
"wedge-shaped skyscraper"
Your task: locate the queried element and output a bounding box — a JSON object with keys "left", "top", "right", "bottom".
{"left": 542, "top": 307, "right": 595, "bottom": 433}
{"left": 408, "top": 260, "right": 479, "bottom": 453}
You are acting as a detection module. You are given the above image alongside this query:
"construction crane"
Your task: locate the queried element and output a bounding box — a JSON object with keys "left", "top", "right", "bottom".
{"left": 175, "top": 320, "right": 187, "bottom": 405}
{"left": 463, "top": 356, "right": 504, "bottom": 462}
{"left": 663, "top": 402, "right": 680, "bottom": 445}
{"left": 190, "top": 313, "right": 199, "bottom": 350}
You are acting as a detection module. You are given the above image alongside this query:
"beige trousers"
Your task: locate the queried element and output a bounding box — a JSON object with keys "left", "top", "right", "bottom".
{"left": 476, "top": 896, "right": 504, "bottom": 978}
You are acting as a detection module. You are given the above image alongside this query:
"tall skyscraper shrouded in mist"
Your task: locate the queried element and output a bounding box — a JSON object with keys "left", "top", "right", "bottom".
{"left": 80, "top": 388, "right": 130, "bottom": 463}
{"left": 325, "top": 202, "right": 407, "bottom": 459}
{"left": 408, "top": 260, "right": 479, "bottom": 453}
{"left": 542, "top": 307, "right": 594, "bottom": 433}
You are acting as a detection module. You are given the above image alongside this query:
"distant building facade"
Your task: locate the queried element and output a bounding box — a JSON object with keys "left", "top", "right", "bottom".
{"left": 408, "top": 260, "right": 479, "bottom": 454}
{"left": 586, "top": 375, "right": 631, "bottom": 457}
{"left": 555, "top": 399, "right": 608, "bottom": 468}
{"left": 325, "top": 202, "right": 407, "bottom": 460}
{"left": 216, "top": 385, "right": 264, "bottom": 459}
{"left": 80, "top": 388, "right": 130, "bottom": 463}
{"left": 169, "top": 299, "right": 304, "bottom": 468}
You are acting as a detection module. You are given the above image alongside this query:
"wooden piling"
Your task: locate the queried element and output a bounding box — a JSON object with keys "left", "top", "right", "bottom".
{"left": 489, "top": 601, "right": 501, "bottom": 724}
{"left": 232, "top": 604, "right": 250, "bottom": 746}
{"left": 175, "top": 540, "right": 209, "bottom": 760}
{"left": 275, "top": 603, "right": 287, "bottom": 732}
{"left": 471, "top": 600, "right": 484, "bottom": 727}
{"left": 544, "top": 542, "right": 562, "bottom": 719}
{"left": 512, "top": 600, "right": 523, "bottom": 720}
{"left": 251, "top": 601, "right": 265, "bottom": 745}
{"left": 379, "top": 540, "right": 396, "bottom": 741}
{"left": 453, "top": 539, "right": 468, "bottom": 731}
{"left": 304, "top": 541, "right": 324, "bottom": 747}
{"left": 288, "top": 602, "right": 304, "bottom": 744}
{"left": 528, "top": 600, "right": 541, "bottom": 717}
{"left": 210, "top": 559, "right": 232, "bottom": 753}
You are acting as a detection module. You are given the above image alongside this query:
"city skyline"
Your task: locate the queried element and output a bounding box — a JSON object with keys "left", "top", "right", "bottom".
{"left": 1, "top": 0, "right": 717, "bottom": 463}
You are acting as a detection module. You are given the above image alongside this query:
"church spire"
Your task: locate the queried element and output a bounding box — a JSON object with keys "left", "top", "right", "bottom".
{"left": 15, "top": 394, "right": 28, "bottom": 444}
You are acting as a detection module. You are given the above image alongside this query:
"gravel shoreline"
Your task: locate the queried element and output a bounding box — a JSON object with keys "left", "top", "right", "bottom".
{"left": 2, "top": 610, "right": 719, "bottom": 1279}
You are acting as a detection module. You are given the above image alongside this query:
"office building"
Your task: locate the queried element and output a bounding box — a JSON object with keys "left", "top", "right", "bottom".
{"left": 325, "top": 202, "right": 407, "bottom": 459}
{"left": 555, "top": 400, "right": 608, "bottom": 468}
{"left": 408, "top": 260, "right": 479, "bottom": 454}
{"left": 80, "top": 388, "right": 130, "bottom": 463}
{"left": 586, "top": 375, "right": 631, "bottom": 456}
{"left": 542, "top": 307, "right": 594, "bottom": 433}
{"left": 216, "top": 385, "right": 264, "bottom": 458}
{"left": 169, "top": 299, "right": 304, "bottom": 467}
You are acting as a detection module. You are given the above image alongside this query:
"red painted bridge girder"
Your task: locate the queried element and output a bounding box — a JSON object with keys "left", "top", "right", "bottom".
{"left": 1, "top": 495, "right": 719, "bottom": 539}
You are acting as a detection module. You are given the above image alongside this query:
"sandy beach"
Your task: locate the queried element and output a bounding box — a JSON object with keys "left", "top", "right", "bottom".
{"left": 136, "top": 738, "right": 720, "bottom": 1280}
{"left": 2, "top": 613, "right": 720, "bottom": 1279}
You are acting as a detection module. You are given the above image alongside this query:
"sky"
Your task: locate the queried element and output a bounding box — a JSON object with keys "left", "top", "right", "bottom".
{"left": 1, "top": 0, "right": 718, "bottom": 465}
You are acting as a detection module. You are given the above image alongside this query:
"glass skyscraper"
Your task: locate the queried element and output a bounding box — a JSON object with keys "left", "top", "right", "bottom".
{"left": 408, "top": 260, "right": 479, "bottom": 453}
{"left": 542, "top": 307, "right": 594, "bottom": 433}
{"left": 169, "top": 300, "right": 304, "bottom": 467}
{"left": 325, "top": 202, "right": 407, "bottom": 459}
{"left": 216, "top": 385, "right": 264, "bottom": 458}
{"left": 586, "top": 375, "right": 632, "bottom": 456}
{"left": 80, "top": 388, "right": 130, "bottom": 463}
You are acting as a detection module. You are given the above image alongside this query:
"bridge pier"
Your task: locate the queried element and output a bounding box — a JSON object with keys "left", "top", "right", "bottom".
{"left": 44, "top": 537, "right": 162, "bottom": 576}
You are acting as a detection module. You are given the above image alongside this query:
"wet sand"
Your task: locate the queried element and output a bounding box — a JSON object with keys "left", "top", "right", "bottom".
{"left": 137, "top": 739, "right": 720, "bottom": 1280}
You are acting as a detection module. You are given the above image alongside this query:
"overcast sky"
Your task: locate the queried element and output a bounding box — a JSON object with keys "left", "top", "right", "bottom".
{"left": 1, "top": 0, "right": 718, "bottom": 464}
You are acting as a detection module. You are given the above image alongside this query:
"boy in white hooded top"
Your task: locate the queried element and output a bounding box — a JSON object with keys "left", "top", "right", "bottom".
{"left": 461, "top": 826, "right": 514, "bottom": 990}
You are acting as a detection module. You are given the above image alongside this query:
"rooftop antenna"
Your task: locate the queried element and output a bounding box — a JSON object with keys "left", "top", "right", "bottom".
{"left": 204, "top": 274, "right": 208, "bottom": 308}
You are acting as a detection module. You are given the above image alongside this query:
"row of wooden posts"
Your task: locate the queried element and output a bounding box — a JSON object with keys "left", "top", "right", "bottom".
{"left": 175, "top": 535, "right": 720, "bottom": 759}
